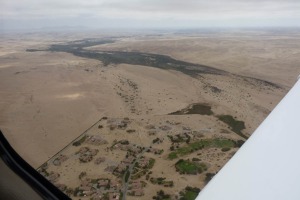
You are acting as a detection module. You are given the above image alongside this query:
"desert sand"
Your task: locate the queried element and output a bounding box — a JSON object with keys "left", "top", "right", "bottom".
{"left": 0, "top": 30, "right": 299, "bottom": 199}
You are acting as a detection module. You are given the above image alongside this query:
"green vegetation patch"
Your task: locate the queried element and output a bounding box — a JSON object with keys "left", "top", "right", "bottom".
{"left": 217, "top": 115, "right": 248, "bottom": 139}
{"left": 175, "top": 159, "right": 207, "bottom": 175}
{"left": 131, "top": 170, "right": 147, "bottom": 180}
{"left": 150, "top": 177, "right": 174, "bottom": 187}
{"left": 153, "top": 190, "right": 172, "bottom": 200}
{"left": 179, "top": 186, "right": 201, "bottom": 200}
{"left": 168, "top": 152, "right": 178, "bottom": 159}
{"left": 169, "top": 103, "right": 213, "bottom": 115}
{"left": 168, "top": 138, "right": 236, "bottom": 159}
{"left": 30, "top": 39, "right": 225, "bottom": 78}
{"left": 148, "top": 158, "right": 155, "bottom": 169}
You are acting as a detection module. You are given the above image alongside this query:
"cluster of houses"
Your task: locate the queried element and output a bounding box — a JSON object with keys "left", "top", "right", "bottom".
{"left": 75, "top": 178, "right": 121, "bottom": 200}
{"left": 168, "top": 132, "right": 191, "bottom": 143}
{"left": 54, "top": 183, "right": 67, "bottom": 192}
{"left": 127, "top": 180, "right": 145, "bottom": 197}
{"left": 77, "top": 146, "right": 99, "bottom": 163}
{"left": 52, "top": 154, "right": 68, "bottom": 166}
{"left": 149, "top": 177, "right": 174, "bottom": 187}
{"left": 85, "top": 135, "right": 108, "bottom": 146}
{"left": 113, "top": 155, "right": 135, "bottom": 175}
{"left": 107, "top": 118, "right": 131, "bottom": 130}
{"left": 147, "top": 147, "right": 163, "bottom": 155}
{"left": 145, "top": 124, "right": 172, "bottom": 131}
{"left": 136, "top": 156, "right": 151, "bottom": 168}
{"left": 111, "top": 134, "right": 161, "bottom": 156}
{"left": 46, "top": 171, "right": 60, "bottom": 183}
{"left": 113, "top": 142, "right": 143, "bottom": 154}
{"left": 94, "top": 157, "right": 106, "bottom": 165}
{"left": 114, "top": 154, "right": 152, "bottom": 177}
{"left": 38, "top": 163, "right": 62, "bottom": 184}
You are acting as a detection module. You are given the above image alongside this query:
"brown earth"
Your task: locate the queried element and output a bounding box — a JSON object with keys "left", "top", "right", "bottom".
{"left": 0, "top": 30, "right": 299, "bottom": 173}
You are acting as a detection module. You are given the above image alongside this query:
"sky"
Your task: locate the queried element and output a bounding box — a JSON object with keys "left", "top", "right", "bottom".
{"left": 1, "top": 0, "right": 300, "bottom": 31}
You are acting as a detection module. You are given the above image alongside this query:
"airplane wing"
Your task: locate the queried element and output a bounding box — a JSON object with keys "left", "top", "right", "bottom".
{"left": 196, "top": 77, "right": 300, "bottom": 200}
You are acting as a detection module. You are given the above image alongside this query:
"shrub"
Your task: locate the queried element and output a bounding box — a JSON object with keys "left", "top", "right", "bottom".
{"left": 72, "top": 135, "right": 87, "bottom": 146}
{"left": 221, "top": 147, "right": 231, "bottom": 152}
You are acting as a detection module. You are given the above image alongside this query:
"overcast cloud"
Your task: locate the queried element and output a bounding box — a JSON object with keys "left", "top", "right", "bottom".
{"left": 1, "top": 0, "right": 300, "bottom": 30}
